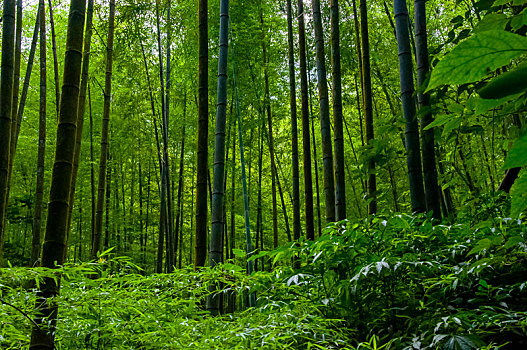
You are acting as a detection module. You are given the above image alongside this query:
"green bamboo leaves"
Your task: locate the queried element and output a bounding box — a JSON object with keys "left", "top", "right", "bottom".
{"left": 427, "top": 30, "right": 527, "bottom": 91}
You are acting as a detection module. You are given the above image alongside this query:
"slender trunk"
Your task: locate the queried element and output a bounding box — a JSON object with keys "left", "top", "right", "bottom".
{"left": 65, "top": 0, "right": 94, "bottom": 259}
{"left": 157, "top": 176, "right": 165, "bottom": 273}
{"left": 89, "top": 85, "right": 96, "bottom": 249}
{"left": 174, "top": 97, "right": 186, "bottom": 269}
{"left": 360, "top": 0, "right": 377, "bottom": 214}
{"left": 48, "top": 0, "right": 60, "bottom": 120}
{"left": 436, "top": 147, "right": 455, "bottom": 217}
{"left": 139, "top": 164, "right": 144, "bottom": 254}
{"left": 146, "top": 161, "right": 151, "bottom": 266}
{"left": 307, "top": 58, "right": 322, "bottom": 237}
{"left": 231, "top": 117, "right": 236, "bottom": 262}
{"left": 8, "top": 0, "right": 22, "bottom": 212}
{"left": 76, "top": 194, "right": 82, "bottom": 262}
{"left": 394, "top": 0, "right": 426, "bottom": 213}
{"left": 11, "top": 0, "right": 22, "bottom": 149}
{"left": 297, "top": 0, "right": 315, "bottom": 239}
{"left": 232, "top": 44, "right": 255, "bottom": 306}
{"left": 189, "top": 163, "right": 195, "bottom": 266}
{"left": 29, "top": 1, "right": 86, "bottom": 348}
{"left": 195, "top": 0, "right": 209, "bottom": 269}
{"left": 104, "top": 150, "right": 111, "bottom": 249}
{"left": 91, "top": 0, "right": 115, "bottom": 258}
{"left": 207, "top": 0, "right": 229, "bottom": 315}
{"left": 255, "top": 121, "right": 264, "bottom": 270}
{"left": 387, "top": 164, "right": 400, "bottom": 212}
{"left": 31, "top": 0, "right": 47, "bottom": 267}
{"left": 223, "top": 111, "right": 232, "bottom": 262}
{"left": 7, "top": 11, "right": 39, "bottom": 205}
{"left": 114, "top": 160, "right": 121, "bottom": 251}
{"left": 286, "top": 0, "right": 301, "bottom": 241}
{"left": 259, "top": 9, "right": 279, "bottom": 248}
{"left": 4, "top": 0, "right": 22, "bottom": 240}
{"left": 312, "top": 0, "right": 336, "bottom": 223}
{"left": 479, "top": 133, "right": 495, "bottom": 190}
{"left": 270, "top": 153, "right": 292, "bottom": 242}
{"left": 178, "top": 186, "right": 184, "bottom": 269}
{"left": 0, "top": 2, "right": 26, "bottom": 264}
{"left": 352, "top": 0, "right": 364, "bottom": 129}
{"left": 155, "top": 0, "right": 175, "bottom": 272}
{"left": 414, "top": 0, "right": 440, "bottom": 218}
{"left": 330, "top": 0, "right": 346, "bottom": 221}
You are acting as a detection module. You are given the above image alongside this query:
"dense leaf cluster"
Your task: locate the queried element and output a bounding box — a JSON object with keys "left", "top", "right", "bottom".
{"left": 1, "top": 211, "right": 526, "bottom": 349}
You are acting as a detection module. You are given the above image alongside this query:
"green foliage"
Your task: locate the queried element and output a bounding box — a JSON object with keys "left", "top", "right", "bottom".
{"left": 504, "top": 132, "right": 527, "bottom": 169}
{"left": 427, "top": 30, "right": 527, "bottom": 90}
{"left": 511, "top": 170, "right": 527, "bottom": 216}
{"left": 2, "top": 213, "right": 527, "bottom": 348}
{"left": 255, "top": 214, "right": 527, "bottom": 348}
{"left": 0, "top": 254, "right": 351, "bottom": 349}
{"left": 477, "top": 62, "right": 527, "bottom": 99}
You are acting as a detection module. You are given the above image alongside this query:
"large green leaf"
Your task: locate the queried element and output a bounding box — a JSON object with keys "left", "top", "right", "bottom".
{"left": 470, "top": 93, "right": 523, "bottom": 115}
{"left": 427, "top": 31, "right": 527, "bottom": 91}
{"left": 511, "top": 169, "right": 527, "bottom": 217}
{"left": 474, "top": 13, "right": 509, "bottom": 32}
{"left": 478, "top": 62, "right": 527, "bottom": 99}
{"left": 504, "top": 132, "right": 527, "bottom": 169}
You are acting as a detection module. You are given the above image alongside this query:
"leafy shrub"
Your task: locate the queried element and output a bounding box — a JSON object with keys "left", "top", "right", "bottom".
{"left": 1, "top": 214, "right": 526, "bottom": 349}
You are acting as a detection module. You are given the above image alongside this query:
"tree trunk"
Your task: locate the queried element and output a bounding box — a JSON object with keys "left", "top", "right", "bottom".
{"left": 8, "top": 0, "right": 22, "bottom": 202}
{"left": 232, "top": 44, "right": 255, "bottom": 306}
{"left": 207, "top": 0, "right": 229, "bottom": 315}
{"left": 48, "top": 0, "right": 60, "bottom": 120}
{"left": 0, "top": 0, "right": 17, "bottom": 264}
{"left": 231, "top": 117, "right": 237, "bottom": 262}
{"left": 330, "top": 0, "right": 347, "bottom": 221}
{"left": 195, "top": 0, "right": 209, "bottom": 269}
{"left": 360, "top": 0, "right": 377, "bottom": 214}
{"left": 29, "top": 0, "right": 86, "bottom": 347}
{"left": 174, "top": 97, "right": 186, "bottom": 269}
{"left": 104, "top": 149, "right": 111, "bottom": 249}
{"left": 307, "top": 59, "right": 322, "bottom": 237}
{"left": 65, "top": 0, "right": 94, "bottom": 260}
{"left": 31, "top": 0, "right": 47, "bottom": 267}
{"left": 6, "top": 12, "right": 40, "bottom": 219}
{"left": 351, "top": 0, "right": 365, "bottom": 148}
{"left": 161, "top": 0, "right": 175, "bottom": 272}
{"left": 394, "top": 0, "right": 426, "bottom": 213}
{"left": 255, "top": 120, "right": 264, "bottom": 270}
{"left": 297, "top": 0, "right": 315, "bottom": 239}
{"left": 12, "top": 0, "right": 22, "bottom": 148}
{"left": 91, "top": 0, "right": 115, "bottom": 259}
{"left": 286, "top": 0, "right": 301, "bottom": 241}
{"left": 89, "top": 85, "right": 96, "bottom": 251}
{"left": 414, "top": 0, "right": 441, "bottom": 219}
{"left": 259, "top": 9, "right": 279, "bottom": 248}
{"left": 312, "top": 0, "right": 336, "bottom": 223}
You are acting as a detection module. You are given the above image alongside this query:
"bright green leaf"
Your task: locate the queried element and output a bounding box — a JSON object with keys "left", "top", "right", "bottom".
{"left": 427, "top": 31, "right": 527, "bottom": 91}
{"left": 475, "top": 13, "right": 509, "bottom": 32}
{"left": 503, "top": 132, "right": 527, "bottom": 169}
{"left": 504, "top": 235, "right": 524, "bottom": 248}
{"left": 468, "top": 238, "right": 492, "bottom": 255}
{"left": 511, "top": 169, "right": 527, "bottom": 217}
{"left": 472, "top": 93, "right": 523, "bottom": 115}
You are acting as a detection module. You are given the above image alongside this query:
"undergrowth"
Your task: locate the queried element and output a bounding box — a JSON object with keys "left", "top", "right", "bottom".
{"left": 1, "top": 209, "right": 526, "bottom": 349}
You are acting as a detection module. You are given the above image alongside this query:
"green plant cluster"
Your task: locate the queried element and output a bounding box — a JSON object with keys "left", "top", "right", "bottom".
{"left": 1, "top": 211, "right": 526, "bottom": 349}
{"left": 261, "top": 212, "right": 527, "bottom": 349}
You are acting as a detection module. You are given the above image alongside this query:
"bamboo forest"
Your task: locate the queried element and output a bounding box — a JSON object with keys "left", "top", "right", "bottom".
{"left": 1, "top": 0, "right": 527, "bottom": 348}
